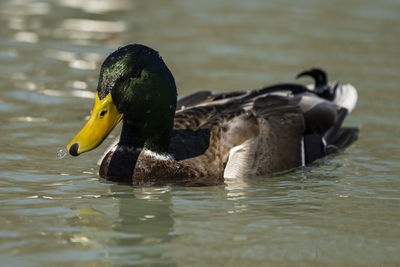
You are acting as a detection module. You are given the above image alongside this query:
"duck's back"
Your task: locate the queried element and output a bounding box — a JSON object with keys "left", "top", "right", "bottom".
{"left": 169, "top": 73, "right": 358, "bottom": 179}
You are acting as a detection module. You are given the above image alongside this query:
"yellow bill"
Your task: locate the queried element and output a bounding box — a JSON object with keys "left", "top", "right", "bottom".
{"left": 66, "top": 92, "right": 123, "bottom": 156}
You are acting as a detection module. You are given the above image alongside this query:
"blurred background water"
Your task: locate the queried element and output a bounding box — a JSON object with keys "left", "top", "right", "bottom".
{"left": 0, "top": 0, "right": 399, "bottom": 266}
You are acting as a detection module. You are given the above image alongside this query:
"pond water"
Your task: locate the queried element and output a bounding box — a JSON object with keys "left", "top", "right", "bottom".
{"left": 0, "top": 0, "right": 399, "bottom": 266}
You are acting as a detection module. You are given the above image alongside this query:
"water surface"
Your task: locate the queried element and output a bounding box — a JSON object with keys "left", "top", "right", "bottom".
{"left": 0, "top": 0, "right": 399, "bottom": 266}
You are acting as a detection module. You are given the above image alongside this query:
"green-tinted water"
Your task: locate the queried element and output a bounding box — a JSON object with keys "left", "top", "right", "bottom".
{"left": 0, "top": 0, "right": 399, "bottom": 266}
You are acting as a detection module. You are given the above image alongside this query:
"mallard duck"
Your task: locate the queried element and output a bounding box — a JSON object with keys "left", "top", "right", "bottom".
{"left": 66, "top": 44, "right": 358, "bottom": 186}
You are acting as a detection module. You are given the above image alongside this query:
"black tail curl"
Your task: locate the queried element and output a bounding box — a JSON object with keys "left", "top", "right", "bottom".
{"left": 297, "top": 68, "right": 337, "bottom": 101}
{"left": 296, "top": 68, "right": 328, "bottom": 88}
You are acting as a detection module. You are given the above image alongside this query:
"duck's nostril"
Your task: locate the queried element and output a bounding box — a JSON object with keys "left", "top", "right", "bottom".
{"left": 69, "top": 143, "right": 79, "bottom": 156}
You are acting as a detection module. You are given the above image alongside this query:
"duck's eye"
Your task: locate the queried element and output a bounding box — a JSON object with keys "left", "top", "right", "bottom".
{"left": 130, "top": 68, "right": 142, "bottom": 80}
{"left": 99, "top": 110, "right": 107, "bottom": 117}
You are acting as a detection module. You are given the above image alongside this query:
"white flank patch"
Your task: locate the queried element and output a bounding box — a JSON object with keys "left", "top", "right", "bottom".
{"left": 228, "top": 144, "right": 244, "bottom": 158}
{"left": 144, "top": 150, "right": 172, "bottom": 161}
{"left": 224, "top": 144, "right": 246, "bottom": 178}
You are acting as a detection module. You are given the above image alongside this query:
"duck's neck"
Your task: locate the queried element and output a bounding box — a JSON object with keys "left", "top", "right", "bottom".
{"left": 120, "top": 120, "right": 170, "bottom": 155}
{"left": 104, "top": 120, "right": 172, "bottom": 181}
{"left": 119, "top": 122, "right": 145, "bottom": 147}
{"left": 103, "top": 123, "right": 142, "bottom": 182}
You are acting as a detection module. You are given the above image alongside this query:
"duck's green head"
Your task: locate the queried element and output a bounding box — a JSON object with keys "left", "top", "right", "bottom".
{"left": 66, "top": 44, "right": 177, "bottom": 156}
